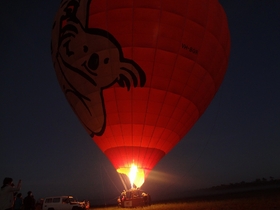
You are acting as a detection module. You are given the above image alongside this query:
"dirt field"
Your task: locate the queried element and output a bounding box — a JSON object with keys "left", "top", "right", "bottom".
{"left": 91, "top": 188, "right": 280, "bottom": 210}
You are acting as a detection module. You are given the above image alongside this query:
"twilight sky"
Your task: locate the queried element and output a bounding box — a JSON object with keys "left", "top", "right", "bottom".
{"left": 1, "top": 0, "right": 279, "bottom": 205}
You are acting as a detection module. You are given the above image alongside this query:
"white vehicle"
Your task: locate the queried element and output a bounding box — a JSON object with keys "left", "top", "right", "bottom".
{"left": 42, "top": 196, "right": 85, "bottom": 210}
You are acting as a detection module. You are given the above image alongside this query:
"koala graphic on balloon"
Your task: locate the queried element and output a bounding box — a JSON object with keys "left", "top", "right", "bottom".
{"left": 51, "top": 0, "right": 146, "bottom": 137}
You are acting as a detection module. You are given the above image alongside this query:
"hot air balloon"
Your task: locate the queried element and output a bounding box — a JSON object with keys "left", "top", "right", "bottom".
{"left": 51, "top": 0, "right": 230, "bottom": 189}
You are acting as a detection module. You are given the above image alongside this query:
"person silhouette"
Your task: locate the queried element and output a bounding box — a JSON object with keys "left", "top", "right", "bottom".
{"left": 14, "top": 193, "right": 23, "bottom": 210}
{"left": 0, "top": 177, "right": 22, "bottom": 210}
{"left": 23, "top": 191, "right": 35, "bottom": 210}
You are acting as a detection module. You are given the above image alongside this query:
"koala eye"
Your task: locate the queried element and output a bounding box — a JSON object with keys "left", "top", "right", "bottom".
{"left": 104, "top": 58, "right": 109, "bottom": 64}
{"left": 83, "top": 46, "right": 88, "bottom": 53}
{"left": 65, "top": 5, "right": 74, "bottom": 15}
{"left": 88, "top": 53, "right": 99, "bottom": 71}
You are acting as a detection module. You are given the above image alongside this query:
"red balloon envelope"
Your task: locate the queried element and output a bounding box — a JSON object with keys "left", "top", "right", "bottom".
{"left": 51, "top": 0, "right": 230, "bottom": 187}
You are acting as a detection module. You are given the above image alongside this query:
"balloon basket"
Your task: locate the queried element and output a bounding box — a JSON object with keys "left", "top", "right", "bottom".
{"left": 117, "top": 188, "right": 151, "bottom": 208}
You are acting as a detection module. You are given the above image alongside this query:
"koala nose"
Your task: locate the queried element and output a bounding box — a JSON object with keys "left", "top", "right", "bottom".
{"left": 88, "top": 53, "right": 99, "bottom": 71}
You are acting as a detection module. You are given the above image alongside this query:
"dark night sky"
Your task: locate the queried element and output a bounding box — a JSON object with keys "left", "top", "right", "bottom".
{"left": 1, "top": 0, "right": 279, "bottom": 205}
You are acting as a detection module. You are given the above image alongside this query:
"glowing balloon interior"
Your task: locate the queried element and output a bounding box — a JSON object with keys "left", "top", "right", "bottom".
{"left": 51, "top": 0, "right": 230, "bottom": 188}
